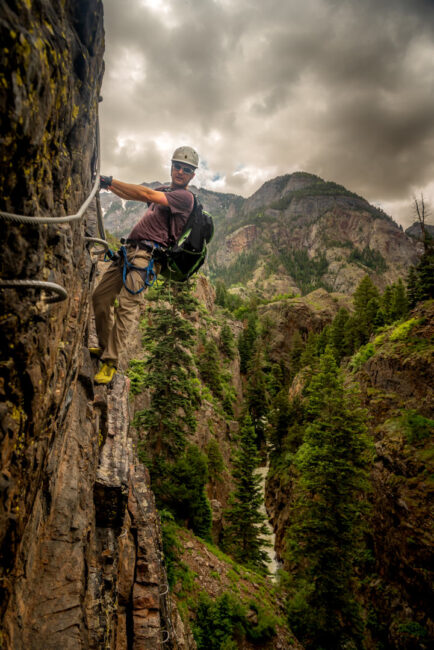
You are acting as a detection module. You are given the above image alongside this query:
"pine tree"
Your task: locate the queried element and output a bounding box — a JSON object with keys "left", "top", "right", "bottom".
{"left": 246, "top": 342, "right": 269, "bottom": 444}
{"left": 390, "top": 279, "right": 409, "bottom": 321}
{"left": 135, "top": 282, "right": 200, "bottom": 460}
{"left": 269, "top": 388, "right": 291, "bottom": 456}
{"left": 198, "top": 338, "right": 223, "bottom": 399}
{"left": 206, "top": 439, "right": 225, "bottom": 484}
{"left": 407, "top": 248, "right": 434, "bottom": 307}
{"left": 289, "top": 331, "right": 305, "bottom": 377}
{"left": 381, "top": 284, "right": 394, "bottom": 323}
{"left": 329, "top": 308, "right": 350, "bottom": 362}
{"left": 238, "top": 312, "right": 258, "bottom": 374}
{"left": 224, "top": 415, "right": 270, "bottom": 571}
{"left": 353, "top": 275, "right": 380, "bottom": 343}
{"left": 286, "top": 347, "right": 372, "bottom": 649}
{"left": 407, "top": 266, "right": 422, "bottom": 308}
{"left": 215, "top": 280, "right": 228, "bottom": 308}
{"left": 267, "top": 362, "right": 285, "bottom": 397}
{"left": 164, "top": 444, "right": 212, "bottom": 540}
{"left": 316, "top": 324, "right": 331, "bottom": 357}
{"left": 299, "top": 331, "right": 319, "bottom": 369}
{"left": 220, "top": 323, "right": 236, "bottom": 360}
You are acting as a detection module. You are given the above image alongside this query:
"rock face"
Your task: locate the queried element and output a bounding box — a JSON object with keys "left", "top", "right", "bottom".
{"left": 354, "top": 303, "right": 434, "bottom": 647}
{"left": 0, "top": 4, "right": 191, "bottom": 648}
{"left": 258, "top": 288, "right": 353, "bottom": 369}
{"left": 215, "top": 224, "right": 258, "bottom": 267}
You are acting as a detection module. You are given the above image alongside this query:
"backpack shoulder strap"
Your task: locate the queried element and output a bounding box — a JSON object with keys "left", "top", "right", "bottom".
{"left": 166, "top": 189, "right": 197, "bottom": 247}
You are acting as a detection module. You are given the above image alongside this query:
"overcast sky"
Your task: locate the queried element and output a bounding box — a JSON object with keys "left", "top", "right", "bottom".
{"left": 100, "top": 0, "right": 434, "bottom": 227}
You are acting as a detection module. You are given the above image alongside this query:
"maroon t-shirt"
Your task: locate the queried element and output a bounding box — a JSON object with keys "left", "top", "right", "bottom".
{"left": 128, "top": 186, "right": 194, "bottom": 247}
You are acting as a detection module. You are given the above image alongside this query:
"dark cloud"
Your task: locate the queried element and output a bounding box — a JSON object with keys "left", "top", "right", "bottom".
{"left": 100, "top": 0, "right": 434, "bottom": 225}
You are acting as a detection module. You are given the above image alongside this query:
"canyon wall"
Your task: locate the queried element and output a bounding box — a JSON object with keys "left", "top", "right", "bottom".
{"left": 0, "top": 3, "right": 188, "bottom": 648}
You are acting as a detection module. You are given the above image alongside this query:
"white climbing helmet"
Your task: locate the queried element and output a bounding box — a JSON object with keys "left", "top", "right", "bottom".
{"left": 171, "top": 146, "right": 199, "bottom": 169}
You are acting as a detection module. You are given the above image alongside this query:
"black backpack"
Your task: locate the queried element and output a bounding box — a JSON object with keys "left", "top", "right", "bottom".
{"left": 159, "top": 194, "right": 214, "bottom": 282}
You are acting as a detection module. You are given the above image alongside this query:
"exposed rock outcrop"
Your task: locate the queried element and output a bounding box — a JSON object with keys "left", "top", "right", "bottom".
{"left": 258, "top": 288, "right": 353, "bottom": 369}
{"left": 0, "top": 4, "right": 192, "bottom": 648}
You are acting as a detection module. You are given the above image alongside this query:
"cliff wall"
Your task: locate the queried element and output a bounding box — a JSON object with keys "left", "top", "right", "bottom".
{"left": 0, "top": 4, "right": 188, "bottom": 648}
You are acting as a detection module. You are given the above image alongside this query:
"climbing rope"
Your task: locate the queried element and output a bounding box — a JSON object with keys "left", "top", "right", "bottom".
{"left": 0, "top": 113, "right": 106, "bottom": 303}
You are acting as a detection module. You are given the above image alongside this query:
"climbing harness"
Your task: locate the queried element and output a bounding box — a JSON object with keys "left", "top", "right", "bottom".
{"left": 0, "top": 113, "right": 107, "bottom": 303}
{"left": 119, "top": 244, "right": 157, "bottom": 294}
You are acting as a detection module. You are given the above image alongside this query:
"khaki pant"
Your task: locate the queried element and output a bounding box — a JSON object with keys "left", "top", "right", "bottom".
{"left": 92, "top": 247, "right": 159, "bottom": 365}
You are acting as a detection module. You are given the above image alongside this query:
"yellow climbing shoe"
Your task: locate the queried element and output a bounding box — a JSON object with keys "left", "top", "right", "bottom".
{"left": 89, "top": 347, "right": 103, "bottom": 358}
{"left": 94, "top": 363, "right": 117, "bottom": 385}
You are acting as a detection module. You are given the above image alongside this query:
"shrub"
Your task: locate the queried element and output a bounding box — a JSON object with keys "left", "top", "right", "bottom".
{"left": 192, "top": 591, "right": 277, "bottom": 649}
{"left": 401, "top": 410, "right": 434, "bottom": 444}
{"left": 349, "top": 342, "right": 376, "bottom": 371}
{"left": 126, "top": 359, "right": 147, "bottom": 395}
{"left": 390, "top": 317, "right": 420, "bottom": 341}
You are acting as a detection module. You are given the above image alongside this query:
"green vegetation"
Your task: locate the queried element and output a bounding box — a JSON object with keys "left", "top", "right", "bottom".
{"left": 285, "top": 347, "right": 372, "bottom": 649}
{"left": 126, "top": 358, "right": 147, "bottom": 395}
{"left": 104, "top": 229, "right": 121, "bottom": 251}
{"left": 133, "top": 282, "right": 211, "bottom": 538}
{"left": 389, "top": 317, "right": 420, "bottom": 341}
{"left": 161, "top": 518, "right": 280, "bottom": 648}
{"left": 212, "top": 249, "right": 259, "bottom": 286}
{"left": 206, "top": 438, "right": 225, "bottom": 481}
{"left": 193, "top": 592, "right": 278, "bottom": 648}
{"left": 219, "top": 323, "right": 236, "bottom": 359}
{"left": 348, "top": 245, "right": 388, "bottom": 272}
{"left": 134, "top": 282, "right": 200, "bottom": 459}
{"left": 407, "top": 239, "right": 434, "bottom": 307}
{"left": 349, "top": 342, "right": 376, "bottom": 372}
{"left": 397, "top": 410, "right": 434, "bottom": 444}
{"left": 238, "top": 311, "right": 258, "bottom": 374}
{"left": 278, "top": 248, "right": 330, "bottom": 295}
{"left": 224, "top": 415, "right": 270, "bottom": 572}
{"left": 198, "top": 339, "right": 224, "bottom": 399}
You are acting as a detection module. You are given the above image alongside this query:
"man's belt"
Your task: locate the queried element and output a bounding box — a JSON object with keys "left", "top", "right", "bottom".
{"left": 121, "top": 238, "right": 165, "bottom": 252}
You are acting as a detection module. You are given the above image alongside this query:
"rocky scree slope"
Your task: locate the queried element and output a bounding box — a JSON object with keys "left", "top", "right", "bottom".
{"left": 0, "top": 3, "right": 191, "bottom": 648}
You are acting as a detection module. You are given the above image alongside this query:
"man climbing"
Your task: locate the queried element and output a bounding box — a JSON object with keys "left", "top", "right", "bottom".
{"left": 92, "top": 146, "right": 199, "bottom": 385}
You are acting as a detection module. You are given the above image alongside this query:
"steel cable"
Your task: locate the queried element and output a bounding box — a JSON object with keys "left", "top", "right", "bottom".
{"left": 0, "top": 115, "right": 106, "bottom": 302}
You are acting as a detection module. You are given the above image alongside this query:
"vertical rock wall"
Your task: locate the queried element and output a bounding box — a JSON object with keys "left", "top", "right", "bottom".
{"left": 0, "top": 3, "right": 190, "bottom": 648}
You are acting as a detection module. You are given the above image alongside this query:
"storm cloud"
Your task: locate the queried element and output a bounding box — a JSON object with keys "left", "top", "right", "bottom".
{"left": 100, "top": 0, "right": 434, "bottom": 226}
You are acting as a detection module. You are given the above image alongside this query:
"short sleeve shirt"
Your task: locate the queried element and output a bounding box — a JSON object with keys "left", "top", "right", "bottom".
{"left": 128, "top": 186, "right": 194, "bottom": 247}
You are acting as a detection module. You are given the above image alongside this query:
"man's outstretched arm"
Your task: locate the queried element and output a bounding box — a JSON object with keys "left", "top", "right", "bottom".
{"left": 106, "top": 179, "right": 169, "bottom": 206}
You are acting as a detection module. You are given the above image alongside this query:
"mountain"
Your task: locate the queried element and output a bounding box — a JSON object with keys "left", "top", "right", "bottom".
{"left": 207, "top": 172, "right": 420, "bottom": 296}
{"left": 405, "top": 221, "right": 434, "bottom": 240}
{"left": 101, "top": 182, "right": 244, "bottom": 239}
{"left": 102, "top": 172, "right": 420, "bottom": 296}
